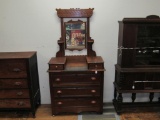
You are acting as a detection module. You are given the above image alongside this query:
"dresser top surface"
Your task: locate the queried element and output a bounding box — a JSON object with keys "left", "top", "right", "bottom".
{"left": 0, "top": 51, "right": 36, "bottom": 59}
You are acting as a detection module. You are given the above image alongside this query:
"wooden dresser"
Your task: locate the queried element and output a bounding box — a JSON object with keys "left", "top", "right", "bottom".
{"left": 48, "top": 8, "right": 105, "bottom": 115}
{"left": 0, "top": 51, "right": 41, "bottom": 117}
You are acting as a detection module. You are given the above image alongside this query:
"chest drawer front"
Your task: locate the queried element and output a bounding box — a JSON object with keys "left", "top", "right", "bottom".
{"left": 50, "top": 73, "right": 101, "bottom": 85}
{"left": 0, "top": 99, "right": 31, "bottom": 108}
{"left": 0, "top": 89, "right": 29, "bottom": 98}
{"left": 0, "top": 79, "right": 28, "bottom": 89}
{"left": 0, "top": 59, "right": 27, "bottom": 78}
{"left": 53, "top": 98, "right": 100, "bottom": 107}
{"left": 53, "top": 87, "right": 100, "bottom": 97}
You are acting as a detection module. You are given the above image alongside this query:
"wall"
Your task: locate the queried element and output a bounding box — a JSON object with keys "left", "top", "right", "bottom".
{"left": 0, "top": 0, "right": 160, "bottom": 104}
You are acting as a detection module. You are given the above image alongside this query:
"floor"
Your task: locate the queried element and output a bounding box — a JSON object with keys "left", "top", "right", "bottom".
{"left": 0, "top": 103, "right": 120, "bottom": 120}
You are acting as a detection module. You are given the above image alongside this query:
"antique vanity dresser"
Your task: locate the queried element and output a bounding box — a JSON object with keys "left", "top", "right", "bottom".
{"left": 113, "top": 15, "right": 160, "bottom": 114}
{"left": 48, "top": 8, "right": 105, "bottom": 115}
{"left": 0, "top": 51, "right": 41, "bottom": 117}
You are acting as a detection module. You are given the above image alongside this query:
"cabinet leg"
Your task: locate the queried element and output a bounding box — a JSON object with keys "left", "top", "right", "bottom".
{"left": 116, "top": 93, "right": 123, "bottom": 114}
{"left": 132, "top": 93, "right": 136, "bottom": 103}
{"left": 149, "top": 92, "right": 154, "bottom": 102}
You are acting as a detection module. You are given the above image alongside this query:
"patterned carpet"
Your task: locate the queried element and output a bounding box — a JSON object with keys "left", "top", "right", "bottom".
{"left": 120, "top": 107, "right": 160, "bottom": 120}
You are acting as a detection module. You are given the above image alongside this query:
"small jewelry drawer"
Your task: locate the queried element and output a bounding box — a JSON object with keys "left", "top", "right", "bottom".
{"left": 49, "top": 64, "right": 64, "bottom": 70}
{"left": 0, "top": 79, "right": 28, "bottom": 89}
{"left": 0, "top": 59, "right": 27, "bottom": 78}
{"left": 88, "top": 63, "right": 104, "bottom": 69}
{"left": 0, "top": 99, "right": 31, "bottom": 108}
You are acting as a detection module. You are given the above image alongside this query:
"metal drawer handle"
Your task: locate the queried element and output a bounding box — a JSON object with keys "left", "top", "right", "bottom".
{"left": 14, "top": 82, "right": 22, "bottom": 86}
{"left": 13, "top": 68, "right": 21, "bottom": 72}
{"left": 17, "top": 92, "right": 23, "bottom": 96}
{"left": 91, "top": 77, "right": 96, "bottom": 81}
{"left": 55, "top": 78, "right": 61, "bottom": 82}
{"left": 57, "top": 101, "right": 63, "bottom": 105}
{"left": 57, "top": 90, "right": 62, "bottom": 94}
{"left": 91, "top": 100, "right": 96, "bottom": 104}
{"left": 18, "top": 101, "right": 24, "bottom": 106}
{"left": 91, "top": 90, "right": 96, "bottom": 93}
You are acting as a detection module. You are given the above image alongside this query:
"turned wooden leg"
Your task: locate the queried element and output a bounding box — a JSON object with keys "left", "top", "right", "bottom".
{"left": 132, "top": 93, "right": 136, "bottom": 103}
{"left": 114, "top": 87, "right": 117, "bottom": 100}
{"left": 116, "top": 93, "right": 123, "bottom": 114}
{"left": 149, "top": 92, "right": 154, "bottom": 102}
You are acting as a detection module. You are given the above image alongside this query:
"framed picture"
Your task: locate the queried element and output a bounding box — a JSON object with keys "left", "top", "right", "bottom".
{"left": 65, "top": 20, "right": 86, "bottom": 50}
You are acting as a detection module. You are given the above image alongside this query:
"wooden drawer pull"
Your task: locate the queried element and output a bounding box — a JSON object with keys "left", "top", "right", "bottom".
{"left": 14, "top": 82, "right": 22, "bottom": 86}
{"left": 55, "top": 78, "right": 61, "bottom": 82}
{"left": 13, "top": 68, "right": 21, "bottom": 72}
{"left": 95, "top": 65, "right": 98, "bottom": 68}
{"left": 57, "top": 90, "right": 62, "bottom": 94}
{"left": 91, "top": 100, "right": 96, "bottom": 104}
{"left": 57, "top": 101, "right": 63, "bottom": 105}
{"left": 91, "top": 90, "right": 96, "bottom": 93}
{"left": 17, "top": 92, "right": 23, "bottom": 96}
{"left": 91, "top": 77, "right": 96, "bottom": 81}
{"left": 17, "top": 101, "right": 24, "bottom": 106}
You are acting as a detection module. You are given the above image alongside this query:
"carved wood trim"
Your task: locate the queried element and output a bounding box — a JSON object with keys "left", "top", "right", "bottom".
{"left": 56, "top": 8, "right": 94, "bottom": 18}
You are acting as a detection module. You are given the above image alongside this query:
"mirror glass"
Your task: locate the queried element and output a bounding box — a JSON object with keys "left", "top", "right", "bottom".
{"left": 65, "top": 21, "right": 86, "bottom": 50}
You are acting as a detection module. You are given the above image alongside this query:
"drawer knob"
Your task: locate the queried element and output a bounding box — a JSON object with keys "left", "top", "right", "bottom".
{"left": 13, "top": 68, "right": 21, "bottom": 72}
{"left": 55, "top": 66, "right": 58, "bottom": 68}
{"left": 57, "top": 90, "right": 62, "bottom": 94}
{"left": 55, "top": 78, "right": 61, "bottom": 82}
{"left": 57, "top": 101, "right": 63, "bottom": 105}
{"left": 17, "top": 92, "right": 23, "bottom": 96}
{"left": 91, "top": 100, "right": 96, "bottom": 104}
{"left": 91, "top": 77, "right": 96, "bottom": 81}
{"left": 95, "top": 65, "right": 98, "bottom": 68}
{"left": 17, "top": 101, "right": 24, "bottom": 106}
{"left": 14, "top": 82, "right": 22, "bottom": 86}
{"left": 91, "top": 90, "right": 96, "bottom": 93}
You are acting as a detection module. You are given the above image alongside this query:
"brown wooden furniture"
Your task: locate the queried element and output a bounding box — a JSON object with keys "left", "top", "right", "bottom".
{"left": 0, "top": 51, "right": 41, "bottom": 117}
{"left": 113, "top": 15, "right": 160, "bottom": 114}
{"left": 48, "top": 8, "right": 105, "bottom": 115}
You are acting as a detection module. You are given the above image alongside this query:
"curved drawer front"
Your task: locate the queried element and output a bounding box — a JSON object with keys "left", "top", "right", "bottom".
{"left": 0, "top": 79, "right": 28, "bottom": 89}
{"left": 51, "top": 74, "right": 102, "bottom": 85}
{"left": 0, "top": 99, "right": 31, "bottom": 108}
{"left": 53, "top": 98, "right": 100, "bottom": 107}
{"left": 53, "top": 87, "right": 100, "bottom": 97}
{"left": 0, "top": 89, "right": 29, "bottom": 98}
{"left": 0, "top": 59, "right": 27, "bottom": 78}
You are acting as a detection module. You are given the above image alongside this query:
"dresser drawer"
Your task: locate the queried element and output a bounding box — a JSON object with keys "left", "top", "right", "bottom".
{"left": 0, "top": 99, "right": 31, "bottom": 108}
{"left": 53, "top": 98, "right": 100, "bottom": 107}
{"left": 50, "top": 73, "right": 102, "bottom": 86}
{"left": 53, "top": 87, "right": 100, "bottom": 97}
{"left": 0, "top": 59, "right": 27, "bottom": 78}
{"left": 88, "top": 63, "right": 104, "bottom": 69}
{"left": 0, "top": 89, "right": 29, "bottom": 98}
{"left": 0, "top": 79, "right": 28, "bottom": 89}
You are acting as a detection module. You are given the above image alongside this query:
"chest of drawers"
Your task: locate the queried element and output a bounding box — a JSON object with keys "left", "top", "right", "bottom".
{"left": 48, "top": 56, "right": 104, "bottom": 115}
{"left": 0, "top": 52, "right": 41, "bottom": 117}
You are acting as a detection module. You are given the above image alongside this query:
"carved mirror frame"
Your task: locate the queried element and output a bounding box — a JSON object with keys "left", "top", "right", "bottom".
{"left": 56, "top": 8, "right": 96, "bottom": 57}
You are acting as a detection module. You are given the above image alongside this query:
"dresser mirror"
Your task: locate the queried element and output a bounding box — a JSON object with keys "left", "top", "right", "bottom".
{"left": 65, "top": 20, "right": 86, "bottom": 50}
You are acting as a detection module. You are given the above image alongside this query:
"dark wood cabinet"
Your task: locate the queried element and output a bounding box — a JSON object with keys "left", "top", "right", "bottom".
{"left": 113, "top": 15, "right": 160, "bottom": 114}
{"left": 48, "top": 8, "right": 105, "bottom": 115}
{"left": 0, "top": 51, "right": 41, "bottom": 117}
